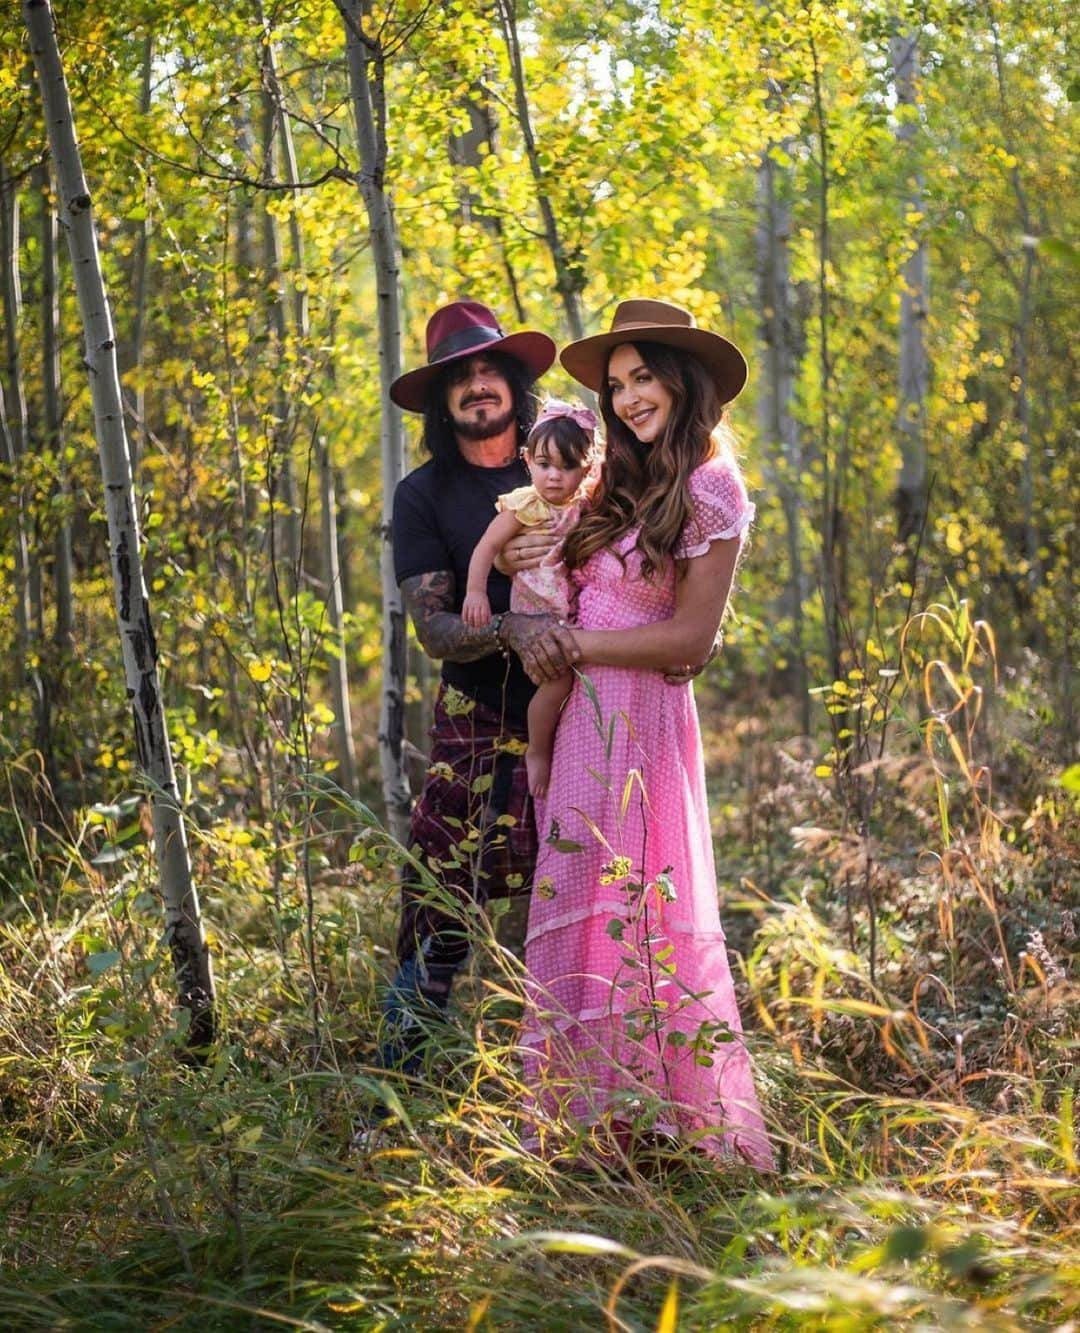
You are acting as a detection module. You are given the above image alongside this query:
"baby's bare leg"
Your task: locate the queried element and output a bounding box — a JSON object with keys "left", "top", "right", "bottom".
{"left": 526, "top": 671, "right": 573, "bottom": 798}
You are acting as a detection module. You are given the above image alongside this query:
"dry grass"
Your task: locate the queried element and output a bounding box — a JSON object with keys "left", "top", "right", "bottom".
{"left": 0, "top": 624, "right": 1077, "bottom": 1330}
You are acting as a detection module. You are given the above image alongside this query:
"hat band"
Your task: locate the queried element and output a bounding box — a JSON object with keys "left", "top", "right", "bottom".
{"left": 608, "top": 320, "right": 692, "bottom": 337}
{"left": 428, "top": 323, "right": 504, "bottom": 365}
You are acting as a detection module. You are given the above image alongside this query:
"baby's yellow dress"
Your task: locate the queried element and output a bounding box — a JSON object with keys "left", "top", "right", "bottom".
{"left": 496, "top": 485, "right": 582, "bottom": 619}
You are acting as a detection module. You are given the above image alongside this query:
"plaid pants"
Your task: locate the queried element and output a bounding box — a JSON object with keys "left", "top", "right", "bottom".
{"left": 379, "top": 685, "right": 536, "bottom": 1070}
{"left": 397, "top": 685, "right": 536, "bottom": 964}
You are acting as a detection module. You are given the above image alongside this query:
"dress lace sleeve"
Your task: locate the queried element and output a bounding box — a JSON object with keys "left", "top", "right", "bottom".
{"left": 674, "top": 455, "right": 755, "bottom": 560}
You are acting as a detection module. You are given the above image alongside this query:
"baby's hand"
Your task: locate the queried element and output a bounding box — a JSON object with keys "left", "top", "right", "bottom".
{"left": 462, "top": 590, "right": 491, "bottom": 628}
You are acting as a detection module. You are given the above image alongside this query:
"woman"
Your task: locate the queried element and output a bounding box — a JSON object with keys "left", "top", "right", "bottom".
{"left": 518, "top": 300, "right": 773, "bottom": 1167}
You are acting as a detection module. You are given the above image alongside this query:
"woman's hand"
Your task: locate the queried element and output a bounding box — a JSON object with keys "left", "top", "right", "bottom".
{"left": 494, "top": 524, "right": 559, "bottom": 576}
{"left": 662, "top": 629, "right": 723, "bottom": 684}
{"left": 503, "top": 612, "right": 580, "bottom": 683}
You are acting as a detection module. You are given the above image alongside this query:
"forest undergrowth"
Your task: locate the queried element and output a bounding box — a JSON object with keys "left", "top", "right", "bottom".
{"left": 0, "top": 1, "right": 1075, "bottom": 1326}
{"left": 0, "top": 613, "right": 1076, "bottom": 1332}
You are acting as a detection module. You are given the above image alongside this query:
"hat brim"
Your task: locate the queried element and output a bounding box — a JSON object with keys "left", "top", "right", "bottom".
{"left": 560, "top": 326, "right": 747, "bottom": 403}
{"left": 390, "top": 331, "right": 557, "bottom": 412}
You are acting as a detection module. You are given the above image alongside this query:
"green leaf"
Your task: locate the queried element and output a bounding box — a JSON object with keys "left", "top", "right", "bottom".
{"left": 552, "top": 838, "right": 584, "bottom": 853}
{"left": 883, "top": 1225, "right": 929, "bottom": 1264}
{"left": 509, "top": 1231, "right": 636, "bottom": 1258}
{"left": 87, "top": 950, "right": 121, "bottom": 976}
{"left": 940, "top": 1235, "right": 993, "bottom": 1281}
{"left": 1039, "top": 237, "right": 1080, "bottom": 270}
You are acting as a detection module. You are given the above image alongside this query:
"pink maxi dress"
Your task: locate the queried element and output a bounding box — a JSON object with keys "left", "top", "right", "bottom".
{"left": 520, "top": 454, "right": 773, "bottom": 1167}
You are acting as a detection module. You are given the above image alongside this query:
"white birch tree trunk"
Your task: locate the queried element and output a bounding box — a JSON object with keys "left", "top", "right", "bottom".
{"left": 339, "top": 0, "right": 411, "bottom": 842}
{"left": 891, "top": 28, "right": 929, "bottom": 543}
{"left": 24, "top": 0, "right": 215, "bottom": 1046}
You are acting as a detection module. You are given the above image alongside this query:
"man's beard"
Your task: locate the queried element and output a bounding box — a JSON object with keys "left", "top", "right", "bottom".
{"left": 451, "top": 403, "right": 516, "bottom": 442}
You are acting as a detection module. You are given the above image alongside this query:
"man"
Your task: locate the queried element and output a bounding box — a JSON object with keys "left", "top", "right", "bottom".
{"left": 381, "top": 299, "right": 577, "bottom": 1071}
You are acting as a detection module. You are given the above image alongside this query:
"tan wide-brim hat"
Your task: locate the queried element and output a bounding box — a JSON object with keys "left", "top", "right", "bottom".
{"left": 560, "top": 298, "right": 747, "bottom": 404}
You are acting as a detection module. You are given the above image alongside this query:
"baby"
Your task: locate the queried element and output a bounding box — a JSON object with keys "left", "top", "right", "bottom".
{"left": 463, "top": 400, "right": 598, "bottom": 797}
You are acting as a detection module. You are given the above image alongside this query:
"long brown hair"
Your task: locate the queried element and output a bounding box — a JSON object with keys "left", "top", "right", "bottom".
{"left": 563, "top": 341, "right": 727, "bottom": 577}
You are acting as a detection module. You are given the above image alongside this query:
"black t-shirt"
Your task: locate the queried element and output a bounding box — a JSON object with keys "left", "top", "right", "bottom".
{"left": 392, "top": 455, "right": 535, "bottom": 726}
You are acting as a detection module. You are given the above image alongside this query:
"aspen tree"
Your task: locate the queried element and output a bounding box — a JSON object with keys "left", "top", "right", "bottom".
{"left": 808, "top": 21, "right": 845, "bottom": 688}
{"left": 756, "top": 136, "right": 809, "bottom": 731}
{"left": 259, "top": 7, "right": 358, "bottom": 797}
{"left": 891, "top": 25, "right": 929, "bottom": 543}
{"left": 260, "top": 84, "right": 302, "bottom": 597}
{"left": 494, "top": 0, "right": 585, "bottom": 342}
{"left": 23, "top": 0, "right": 215, "bottom": 1046}
{"left": 988, "top": 6, "right": 1040, "bottom": 593}
{"left": 0, "top": 159, "right": 33, "bottom": 677}
{"left": 445, "top": 55, "right": 525, "bottom": 322}
{"left": 40, "top": 161, "right": 73, "bottom": 654}
{"left": 127, "top": 33, "right": 153, "bottom": 476}
{"left": 338, "top": 0, "right": 411, "bottom": 841}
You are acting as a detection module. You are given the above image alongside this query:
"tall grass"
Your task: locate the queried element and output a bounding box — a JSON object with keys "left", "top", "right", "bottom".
{"left": 0, "top": 605, "right": 1077, "bottom": 1330}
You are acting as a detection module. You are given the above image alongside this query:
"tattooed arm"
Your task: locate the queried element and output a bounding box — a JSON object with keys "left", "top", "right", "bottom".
{"left": 401, "top": 570, "right": 502, "bottom": 663}
{"left": 401, "top": 570, "right": 580, "bottom": 681}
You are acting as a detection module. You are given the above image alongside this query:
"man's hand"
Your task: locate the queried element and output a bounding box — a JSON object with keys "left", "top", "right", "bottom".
{"left": 503, "top": 612, "right": 580, "bottom": 683}
{"left": 494, "top": 525, "right": 559, "bottom": 576}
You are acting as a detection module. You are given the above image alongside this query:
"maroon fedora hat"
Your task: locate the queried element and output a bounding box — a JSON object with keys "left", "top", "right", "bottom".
{"left": 390, "top": 300, "right": 557, "bottom": 412}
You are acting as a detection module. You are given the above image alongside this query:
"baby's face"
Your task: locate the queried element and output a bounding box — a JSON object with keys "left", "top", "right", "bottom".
{"left": 526, "top": 443, "right": 584, "bottom": 506}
